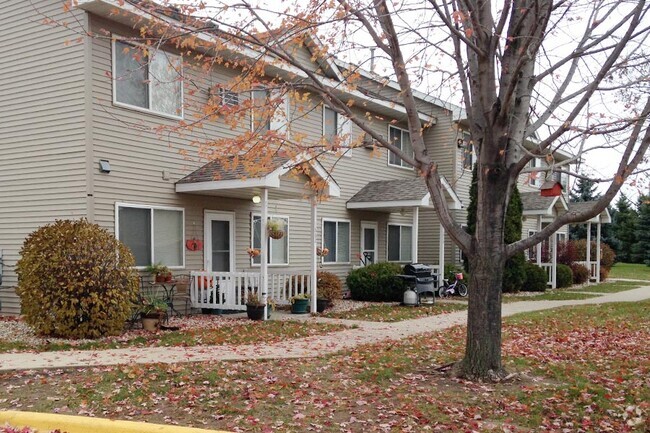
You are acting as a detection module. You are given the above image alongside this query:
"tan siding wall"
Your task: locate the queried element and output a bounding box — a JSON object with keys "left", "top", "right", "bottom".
{"left": 0, "top": 1, "right": 87, "bottom": 314}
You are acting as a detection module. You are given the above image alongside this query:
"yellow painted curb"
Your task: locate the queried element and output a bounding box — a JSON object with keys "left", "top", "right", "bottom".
{"left": 0, "top": 411, "right": 232, "bottom": 433}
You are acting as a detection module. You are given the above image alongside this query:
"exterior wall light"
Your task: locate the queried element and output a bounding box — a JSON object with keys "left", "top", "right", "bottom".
{"left": 99, "top": 159, "right": 111, "bottom": 173}
{"left": 252, "top": 195, "right": 261, "bottom": 204}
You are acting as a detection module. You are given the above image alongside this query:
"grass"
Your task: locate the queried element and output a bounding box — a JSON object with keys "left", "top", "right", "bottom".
{"left": 1, "top": 300, "right": 647, "bottom": 432}
{"left": 503, "top": 290, "right": 602, "bottom": 302}
{"left": 0, "top": 319, "right": 348, "bottom": 354}
{"left": 323, "top": 302, "right": 467, "bottom": 322}
{"left": 609, "top": 262, "right": 650, "bottom": 280}
{"left": 569, "top": 280, "right": 643, "bottom": 293}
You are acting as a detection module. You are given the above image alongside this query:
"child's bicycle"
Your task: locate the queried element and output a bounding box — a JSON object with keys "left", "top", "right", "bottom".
{"left": 438, "top": 272, "right": 468, "bottom": 297}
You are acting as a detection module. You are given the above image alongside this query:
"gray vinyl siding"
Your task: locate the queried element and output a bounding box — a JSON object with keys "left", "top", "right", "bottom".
{"left": 0, "top": 0, "right": 88, "bottom": 314}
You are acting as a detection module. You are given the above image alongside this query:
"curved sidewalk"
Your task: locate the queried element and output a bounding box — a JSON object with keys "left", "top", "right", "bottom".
{"left": 0, "top": 286, "right": 648, "bottom": 372}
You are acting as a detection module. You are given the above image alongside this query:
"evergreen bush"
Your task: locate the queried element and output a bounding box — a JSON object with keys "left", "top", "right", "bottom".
{"left": 556, "top": 264, "right": 573, "bottom": 288}
{"left": 346, "top": 262, "right": 407, "bottom": 301}
{"left": 16, "top": 219, "right": 139, "bottom": 339}
{"left": 521, "top": 262, "right": 548, "bottom": 292}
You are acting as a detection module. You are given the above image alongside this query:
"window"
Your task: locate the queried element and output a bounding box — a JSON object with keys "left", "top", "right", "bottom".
{"left": 388, "top": 126, "right": 413, "bottom": 168}
{"left": 219, "top": 88, "right": 239, "bottom": 107}
{"left": 322, "top": 219, "right": 350, "bottom": 263}
{"left": 251, "top": 88, "right": 289, "bottom": 134}
{"left": 527, "top": 230, "right": 537, "bottom": 261}
{"left": 251, "top": 215, "right": 289, "bottom": 265}
{"left": 323, "top": 106, "right": 352, "bottom": 150}
{"left": 387, "top": 224, "right": 412, "bottom": 262}
{"left": 116, "top": 204, "right": 184, "bottom": 268}
{"left": 461, "top": 137, "right": 474, "bottom": 170}
{"left": 113, "top": 40, "right": 182, "bottom": 118}
{"left": 528, "top": 158, "right": 543, "bottom": 187}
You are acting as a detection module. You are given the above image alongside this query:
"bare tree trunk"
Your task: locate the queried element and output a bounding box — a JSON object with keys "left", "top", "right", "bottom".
{"left": 457, "top": 164, "right": 509, "bottom": 381}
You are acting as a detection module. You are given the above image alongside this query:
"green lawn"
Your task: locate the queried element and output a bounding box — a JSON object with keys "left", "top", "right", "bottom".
{"left": 0, "top": 319, "right": 348, "bottom": 354}
{"left": 569, "top": 280, "right": 643, "bottom": 293}
{"left": 609, "top": 262, "right": 650, "bottom": 280}
{"left": 323, "top": 302, "right": 467, "bottom": 322}
{"left": 2, "top": 301, "right": 647, "bottom": 432}
{"left": 503, "top": 290, "right": 602, "bottom": 302}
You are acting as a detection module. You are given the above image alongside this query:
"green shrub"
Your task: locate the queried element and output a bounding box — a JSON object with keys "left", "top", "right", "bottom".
{"left": 16, "top": 219, "right": 139, "bottom": 339}
{"left": 346, "top": 262, "right": 407, "bottom": 302}
{"left": 570, "top": 263, "right": 590, "bottom": 284}
{"left": 522, "top": 262, "right": 548, "bottom": 292}
{"left": 503, "top": 252, "right": 526, "bottom": 293}
{"left": 556, "top": 264, "right": 573, "bottom": 288}
{"left": 316, "top": 271, "right": 343, "bottom": 300}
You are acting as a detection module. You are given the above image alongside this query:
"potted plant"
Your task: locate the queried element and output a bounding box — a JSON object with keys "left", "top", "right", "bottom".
{"left": 140, "top": 294, "right": 168, "bottom": 331}
{"left": 267, "top": 218, "right": 285, "bottom": 240}
{"left": 245, "top": 291, "right": 266, "bottom": 321}
{"left": 315, "top": 271, "right": 342, "bottom": 313}
{"left": 290, "top": 292, "right": 310, "bottom": 314}
{"left": 145, "top": 262, "right": 172, "bottom": 283}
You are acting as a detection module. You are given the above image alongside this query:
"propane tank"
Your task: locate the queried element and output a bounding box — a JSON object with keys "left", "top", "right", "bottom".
{"left": 403, "top": 287, "right": 418, "bottom": 306}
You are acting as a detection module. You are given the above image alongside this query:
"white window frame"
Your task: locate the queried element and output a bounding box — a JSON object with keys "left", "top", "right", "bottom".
{"left": 250, "top": 88, "right": 289, "bottom": 135}
{"left": 111, "top": 36, "right": 184, "bottom": 120}
{"left": 528, "top": 158, "right": 543, "bottom": 187}
{"left": 387, "top": 125, "right": 413, "bottom": 170}
{"left": 251, "top": 214, "right": 290, "bottom": 267}
{"left": 218, "top": 88, "right": 239, "bottom": 107}
{"left": 322, "top": 106, "right": 352, "bottom": 157}
{"left": 527, "top": 229, "right": 537, "bottom": 261}
{"left": 461, "top": 136, "right": 474, "bottom": 171}
{"left": 322, "top": 218, "right": 351, "bottom": 264}
{"left": 115, "top": 202, "right": 185, "bottom": 269}
{"left": 387, "top": 223, "right": 413, "bottom": 263}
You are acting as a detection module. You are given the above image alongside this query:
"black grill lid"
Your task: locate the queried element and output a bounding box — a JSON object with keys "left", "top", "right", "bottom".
{"left": 403, "top": 263, "right": 433, "bottom": 276}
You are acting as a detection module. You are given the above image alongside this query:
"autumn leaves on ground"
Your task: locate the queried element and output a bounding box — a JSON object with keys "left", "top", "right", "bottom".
{"left": 1, "top": 299, "right": 647, "bottom": 432}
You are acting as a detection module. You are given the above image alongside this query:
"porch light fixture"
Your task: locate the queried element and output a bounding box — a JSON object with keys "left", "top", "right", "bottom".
{"left": 99, "top": 159, "right": 111, "bottom": 173}
{"left": 252, "top": 195, "right": 261, "bottom": 204}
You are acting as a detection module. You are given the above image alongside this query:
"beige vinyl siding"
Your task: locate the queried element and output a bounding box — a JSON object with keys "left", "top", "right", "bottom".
{"left": 0, "top": 0, "right": 88, "bottom": 314}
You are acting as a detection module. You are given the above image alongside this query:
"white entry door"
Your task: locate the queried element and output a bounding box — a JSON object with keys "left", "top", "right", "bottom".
{"left": 204, "top": 211, "right": 235, "bottom": 272}
{"left": 360, "top": 221, "right": 378, "bottom": 266}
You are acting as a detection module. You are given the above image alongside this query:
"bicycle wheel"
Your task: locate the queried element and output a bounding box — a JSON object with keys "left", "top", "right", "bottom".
{"left": 438, "top": 285, "right": 447, "bottom": 298}
{"left": 457, "top": 283, "right": 468, "bottom": 297}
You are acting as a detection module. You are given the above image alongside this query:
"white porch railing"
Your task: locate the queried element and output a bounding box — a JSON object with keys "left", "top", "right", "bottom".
{"left": 189, "top": 270, "right": 311, "bottom": 311}
{"left": 575, "top": 261, "right": 598, "bottom": 280}
{"left": 540, "top": 263, "right": 553, "bottom": 287}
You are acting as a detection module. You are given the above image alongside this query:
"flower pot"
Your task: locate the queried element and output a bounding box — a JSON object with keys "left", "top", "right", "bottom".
{"left": 246, "top": 304, "right": 266, "bottom": 321}
{"left": 316, "top": 298, "right": 332, "bottom": 313}
{"left": 291, "top": 298, "right": 309, "bottom": 314}
{"left": 141, "top": 313, "right": 162, "bottom": 331}
{"left": 268, "top": 229, "right": 285, "bottom": 240}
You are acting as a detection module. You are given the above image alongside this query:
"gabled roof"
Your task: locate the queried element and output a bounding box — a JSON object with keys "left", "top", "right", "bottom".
{"left": 346, "top": 176, "right": 462, "bottom": 211}
{"left": 176, "top": 154, "right": 340, "bottom": 197}
{"left": 521, "top": 192, "right": 569, "bottom": 216}
{"left": 567, "top": 201, "right": 612, "bottom": 223}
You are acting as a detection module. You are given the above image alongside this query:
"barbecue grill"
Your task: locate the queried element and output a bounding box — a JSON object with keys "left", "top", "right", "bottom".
{"left": 399, "top": 263, "right": 437, "bottom": 305}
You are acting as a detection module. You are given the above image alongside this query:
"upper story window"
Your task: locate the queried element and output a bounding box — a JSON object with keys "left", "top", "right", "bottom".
{"left": 251, "top": 88, "right": 289, "bottom": 135}
{"left": 219, "top": 88, "right": 239, "bottom": 107}
{"left": 113, "top": 40, "right": 183, "bottom": 118}
{"left": 461, "top": 137, "right": 474, "bottom": 170}
{"left": 251, "top": 215, "right": 289, "bottom": 265}
{"left": 323, "top": 106, "right": 352, "bottom": 151}
{"left": 527, "top": 157, "right": 543, "bottom": 187}
{"left": 116, "top": 203, "right": 184, "bottom": 268}
{"left": 322, "top": 219, "right": 350, "bottom": 263}
{"left": 388, "top": 125, "right": 413, "bottom": 169}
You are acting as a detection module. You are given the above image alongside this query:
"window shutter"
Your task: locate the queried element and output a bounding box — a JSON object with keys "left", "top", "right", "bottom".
{"left": 337, "top": 113, "right": 351, "bottom": 147}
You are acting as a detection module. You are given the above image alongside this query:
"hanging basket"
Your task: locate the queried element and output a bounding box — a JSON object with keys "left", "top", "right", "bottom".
{"left": 268, "top": 229, "right": 285, "bottom": 240}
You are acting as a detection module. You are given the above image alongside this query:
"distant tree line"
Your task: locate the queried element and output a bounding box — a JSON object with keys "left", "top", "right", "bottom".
{"left": 570, "top": 176, "right": 650, "bottom": 266}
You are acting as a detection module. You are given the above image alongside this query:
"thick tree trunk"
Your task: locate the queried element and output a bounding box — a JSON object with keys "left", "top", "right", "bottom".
{"left": 457, "top": 164, "right": 510, "bottom": 381}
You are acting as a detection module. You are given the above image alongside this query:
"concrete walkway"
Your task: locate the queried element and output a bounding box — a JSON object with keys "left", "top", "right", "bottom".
{"left": 0, "top": 286, "right": 648, "bottom": 372}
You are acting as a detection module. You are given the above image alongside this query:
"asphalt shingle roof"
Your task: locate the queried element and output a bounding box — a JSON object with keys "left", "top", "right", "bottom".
{"left": 347, "top": 177, "right": 429, "bottom": 203}
{"left": 177, "top": 155, "right": 291, "bottom": 184}
{"left": 520, "top": 192, "right": 558, "bottom": 212}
